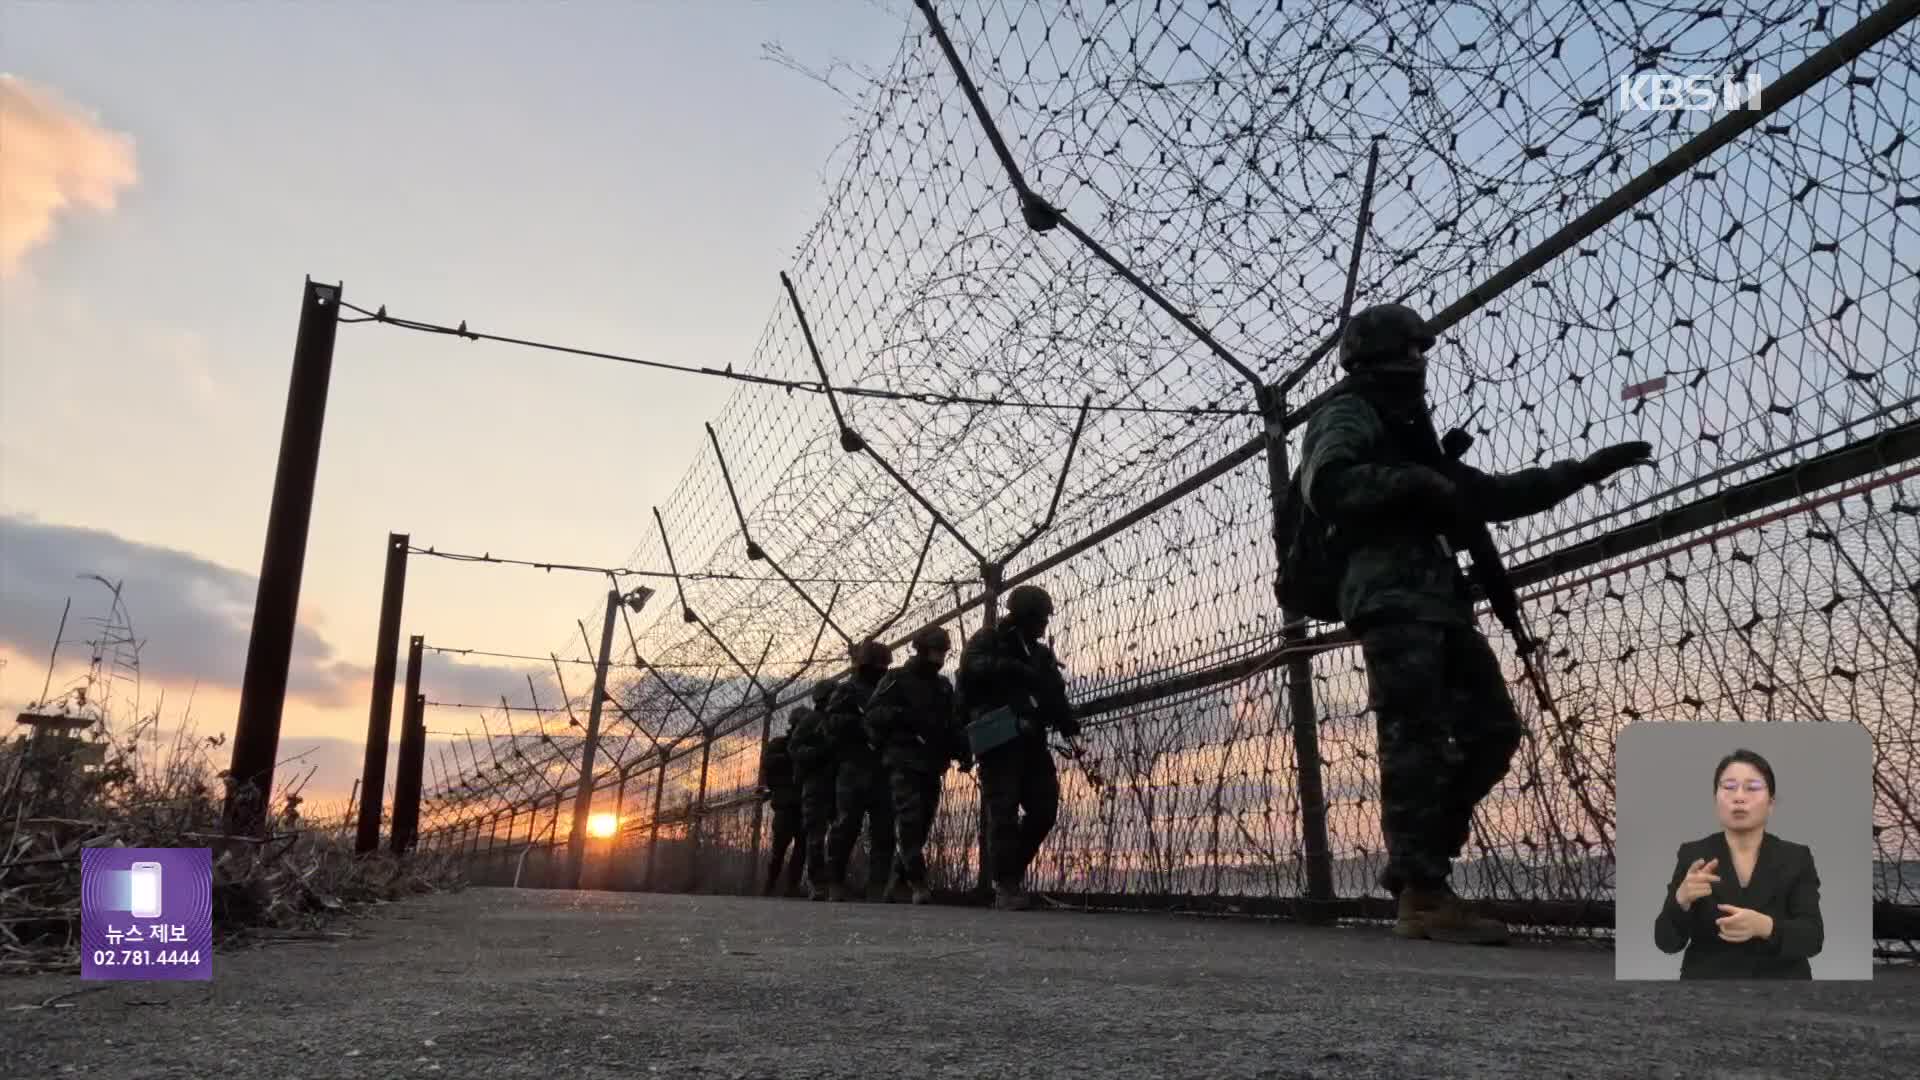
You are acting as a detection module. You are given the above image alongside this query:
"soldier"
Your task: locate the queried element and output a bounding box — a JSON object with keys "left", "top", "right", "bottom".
{"left": 958, "top": 584, "right": 1078, "bottom": 911}
{"left": 754, "top": 719, "right": 804, "bottom": 897}
{"left": 1298, "top": 302, "right": 1653, "bottom": 944}
{"left": 824, "top": 640, "right": 897, "bottom": 901}
{"left": 784, "top": 679, "right": 839, "bottom": 901}
{"left": 865, "top": 625, "right": 969, "bottom": 904}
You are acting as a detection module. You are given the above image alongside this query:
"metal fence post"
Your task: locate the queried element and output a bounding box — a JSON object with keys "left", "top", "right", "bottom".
{"left": 746, "top": 701, "right": 776, "bottom": 892}
{"left": 612, "top": 769, "right": 631, "bottom": 889}
{"left": 687, "top": 730, "right": 714, "bottom": 892}
{"left": 389, "top": 639, "right": 427, "bottom": 853}
{"left": 1265, "top": 399, "right": 1336, "bottom": 907}
{"left": 643, "top": 757, "right": 668, "bottom": 890}
{"left": 225, "top": 278, "right": 343, "bottom": 838}
{"left": 357, "top": 532, "right": 410, "bottom": 852}
{"left": 566, "top": 588, "right": 623, "bottom": 889}
{"left": 974, "top": 566, "right": 1004, "bottom": 896}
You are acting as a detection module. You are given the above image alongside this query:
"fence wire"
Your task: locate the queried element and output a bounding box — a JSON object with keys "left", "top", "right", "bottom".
{"left": 394, "top": 0, "right": 1918, "bottom": 952}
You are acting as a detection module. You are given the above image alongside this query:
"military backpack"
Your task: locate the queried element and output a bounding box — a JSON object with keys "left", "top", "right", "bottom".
{"left": 1274, "top": 464, "right": 1343, "bottom": 624}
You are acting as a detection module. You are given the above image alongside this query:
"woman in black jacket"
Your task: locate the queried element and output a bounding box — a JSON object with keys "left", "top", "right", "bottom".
{"left": 1654, "top": 748, "right": 1824, "bottom": 978}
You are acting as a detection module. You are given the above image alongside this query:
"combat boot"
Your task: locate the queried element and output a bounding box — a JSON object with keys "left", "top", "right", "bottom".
{"left": 885, "top": 874, "right": 913, "bottom": 904}
{"left": 1390, "top": 890, "right": 1424, "bottom": 939}
{"left": 808, "top": 883, "right": 828, "bottom": 902}
{"left": 1397, "top": 885, "right": 1509, "bottom": 946}
{"left": 828, "top": 881, "right": 854, "bottom": 903}
{"left": 992, "top": 879, "right": 1032, "bottom": 911}
{"left": 910, "top": 884, "right": 934, "bottom": 906}
{"left": 1377, "top": 865, "right": 1404, "bottom": 898}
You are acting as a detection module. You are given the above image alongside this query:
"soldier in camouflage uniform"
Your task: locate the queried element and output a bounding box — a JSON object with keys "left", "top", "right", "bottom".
{"left": 958, "top": 585, "right": 1079, "bottom": 911}
{"left": 755, "top": 722, "right": 805, "bottom": 897}
{"left": 784, "top": 679, "right": 839, "bottom": 901}
{"left": 824, "top": 640, "right": 897, "bottom": 902}
{"left": 1298, "top": 302, "right": 1652, "bottom": 944}
{"left": 864, "top": 625, "right": 969, "bottom": 904}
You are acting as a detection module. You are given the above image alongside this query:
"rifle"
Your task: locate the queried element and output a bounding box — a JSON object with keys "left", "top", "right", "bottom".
{"left": 1439, "top": 427, "right": 1627, "bottom": 849}
{"left": 1033, "top": 638, "right": 1103, "bottom": 789}
{"left": 1436, "top": 426, "right": 1560, "bottom": 723}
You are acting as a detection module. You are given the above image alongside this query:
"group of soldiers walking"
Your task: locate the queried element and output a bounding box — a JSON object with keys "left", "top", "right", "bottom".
{"left": 752, "top": 304, "right": 1655, "bottom": 942}
{"left": 756, "top": 584, "right": 1077, "bottom": 911}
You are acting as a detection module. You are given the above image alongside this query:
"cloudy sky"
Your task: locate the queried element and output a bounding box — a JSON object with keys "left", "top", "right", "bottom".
{"left": 1, "top": 1, "right": 911, "bottom": 808}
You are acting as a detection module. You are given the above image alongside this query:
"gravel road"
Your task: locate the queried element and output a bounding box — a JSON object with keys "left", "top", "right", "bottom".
{"left": 4, "top": 887, "right": 1916, "bottom": 1079}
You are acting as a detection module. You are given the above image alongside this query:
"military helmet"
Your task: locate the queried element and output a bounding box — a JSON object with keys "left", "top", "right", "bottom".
{"left": 1005, "top": 584, "right": 1054, "bottom": 621}
{"left": 854, "top": 639, "right": 893, "bottom": 668}
{"left": 1338, "top": 303, "right": 1435, "bottom": 372}
{"left": 911, "top": 625, "right": 951, "bottom": 652}
{"left": 810, "top": 680, "right": 835, "bottom": 707}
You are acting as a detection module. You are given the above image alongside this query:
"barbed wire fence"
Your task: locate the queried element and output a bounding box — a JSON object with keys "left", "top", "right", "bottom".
{"left": 334, "top": 0, "right": 1916, "bottom": 953}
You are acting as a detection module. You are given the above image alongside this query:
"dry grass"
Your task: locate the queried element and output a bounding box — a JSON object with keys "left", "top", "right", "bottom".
{"left": 0, "top": 708, "right": 465, "bottom": 976}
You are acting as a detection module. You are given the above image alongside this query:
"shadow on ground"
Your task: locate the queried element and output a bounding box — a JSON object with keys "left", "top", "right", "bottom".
{"left": 4, "top": 887, "right": 1917, "bottom": 1078}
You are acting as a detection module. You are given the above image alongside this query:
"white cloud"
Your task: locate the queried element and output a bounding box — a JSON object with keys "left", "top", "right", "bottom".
{"left": 0, "top": 73, "right": 138, "bottom": 278}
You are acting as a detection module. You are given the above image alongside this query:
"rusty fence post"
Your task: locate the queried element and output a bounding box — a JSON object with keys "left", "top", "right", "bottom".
{"left": 389, "top": 639, "right": 427, "bottom": 853}
{"left": 225, "top": 278, "right": 343, "bottom": 838}
{"left": 389, "top": 684, "right": 424, "bottom": 853}
{"left": 356, "top": 533, "right": 409, "bottom": 853}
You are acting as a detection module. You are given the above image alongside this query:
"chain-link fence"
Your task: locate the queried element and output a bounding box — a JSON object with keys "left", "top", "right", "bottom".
{"left": 399, "top": 0, "right": 1919, "bottom": 955}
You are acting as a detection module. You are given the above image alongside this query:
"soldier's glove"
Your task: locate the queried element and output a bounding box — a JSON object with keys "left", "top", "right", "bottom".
{"left": 1578, "top": 441, "right": 1654, "bottom": 485}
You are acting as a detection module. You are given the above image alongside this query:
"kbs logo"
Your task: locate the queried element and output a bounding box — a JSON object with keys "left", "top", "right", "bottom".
{"left": 1618, "top": 72, "right": 1763, "bottom": 113}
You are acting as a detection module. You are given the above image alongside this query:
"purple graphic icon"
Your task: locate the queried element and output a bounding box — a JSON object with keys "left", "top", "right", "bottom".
{"left": 81, "top": 848, "right": 212, "bottom": 981}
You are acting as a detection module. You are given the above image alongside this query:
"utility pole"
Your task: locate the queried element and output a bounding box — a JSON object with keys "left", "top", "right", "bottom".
{"left": 566, "top": 586, "right": 652, "bottom": 889}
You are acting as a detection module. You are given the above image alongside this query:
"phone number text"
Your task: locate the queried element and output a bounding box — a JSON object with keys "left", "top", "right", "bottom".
{"left": 90, "top": 949, "right": 202, "bottom": 966}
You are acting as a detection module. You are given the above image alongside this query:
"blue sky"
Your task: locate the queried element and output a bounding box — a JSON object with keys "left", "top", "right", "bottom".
{"left": 0, "top": 1, "right": 913, "bottom": 799}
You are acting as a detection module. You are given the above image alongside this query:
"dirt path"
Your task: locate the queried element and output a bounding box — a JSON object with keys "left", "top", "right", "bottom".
{"left": 4, "top": 887, "right": 1917, "bottom": 1078}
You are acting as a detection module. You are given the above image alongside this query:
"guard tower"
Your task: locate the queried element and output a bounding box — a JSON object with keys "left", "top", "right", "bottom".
{"left": 12, "top": 711, "right": 107, "bottom": 792}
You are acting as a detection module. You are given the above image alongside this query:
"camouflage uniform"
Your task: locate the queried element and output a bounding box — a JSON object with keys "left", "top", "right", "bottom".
{"left": 865, "top": 649, "right": 965, "bottom": 893}
{"left": 785, "top": 695, "right": 838, "bottom": 898}
{"left": 1298, "top": 304, "right": 1648, "bottom": 937}
{"left": 1299, "top": 387, "right": 1586, "bottom": 895}
{"left": 958, "top": 600, "right": 1077, "bottom": 906}
{"left": 824, "top": 666, "right": 895, "bottom": 897}
{"left": 756, "top": 732, "right": 805, "bottom": 896}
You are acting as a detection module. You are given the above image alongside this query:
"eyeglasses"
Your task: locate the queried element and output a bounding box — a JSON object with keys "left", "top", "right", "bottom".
{"left": 1719, "top": 780, "right": 1769, "bottom": 794}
